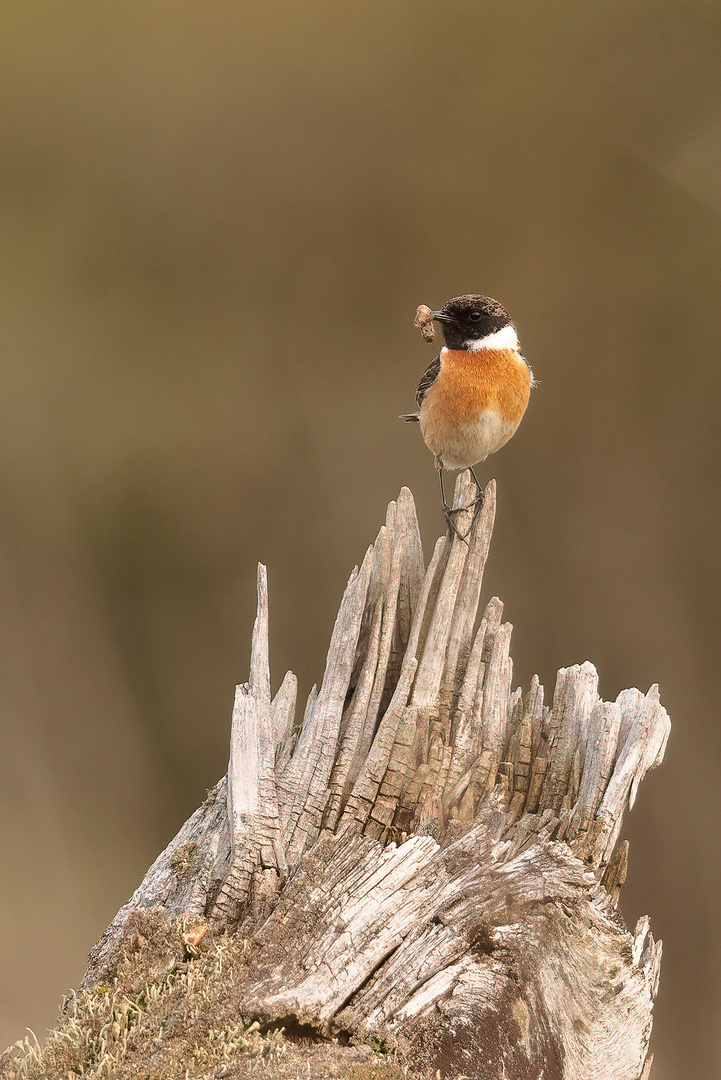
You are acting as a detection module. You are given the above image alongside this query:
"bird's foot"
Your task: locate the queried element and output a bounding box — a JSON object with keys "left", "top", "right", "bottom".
{"left": 466, "top": 469, "right": 485, "bottom": 508}
{"left": 442, "top": 504, "right": 472, "bottom": 546}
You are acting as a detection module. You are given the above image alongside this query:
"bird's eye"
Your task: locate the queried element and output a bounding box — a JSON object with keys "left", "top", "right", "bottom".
{"left": 469, "top": 310, "right": 483, "bottom": 321}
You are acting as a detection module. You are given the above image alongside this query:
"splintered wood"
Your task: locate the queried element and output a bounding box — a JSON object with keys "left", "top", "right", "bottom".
{"left": 83, "top": 477, "right": 670, "bottom": 1080}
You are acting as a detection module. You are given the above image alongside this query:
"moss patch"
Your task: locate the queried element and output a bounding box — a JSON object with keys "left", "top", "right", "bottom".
{"left": 1, "top": 910, "right": 411, "bottom": 1080}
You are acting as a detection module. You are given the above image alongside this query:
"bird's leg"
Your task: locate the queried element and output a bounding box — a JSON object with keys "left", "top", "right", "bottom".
{"left": 467, "top": 467, "right": 485, "bottom": 508}
{"left": 438, "top": 466, "right": 470, "bottom": 546}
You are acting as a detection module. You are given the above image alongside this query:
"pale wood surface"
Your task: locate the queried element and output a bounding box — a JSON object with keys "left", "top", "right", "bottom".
{"left": 82, "top": 477, "right": 670, "bottom": 1079}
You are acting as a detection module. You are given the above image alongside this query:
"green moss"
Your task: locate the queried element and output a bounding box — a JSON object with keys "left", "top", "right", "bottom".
{"left": 1, "top": 911, "right": 417, "bottom": 1080}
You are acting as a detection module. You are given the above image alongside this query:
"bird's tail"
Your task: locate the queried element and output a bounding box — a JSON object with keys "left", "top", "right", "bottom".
{"left": 399, "top": 413, "right": 420, "bottom": 422}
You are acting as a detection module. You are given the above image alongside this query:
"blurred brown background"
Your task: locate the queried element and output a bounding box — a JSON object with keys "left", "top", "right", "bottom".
{"left": 1, "top": 2, "right": 719, "bottom": 1076}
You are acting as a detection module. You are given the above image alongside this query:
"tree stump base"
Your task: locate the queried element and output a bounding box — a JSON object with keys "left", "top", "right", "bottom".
{"left": 4, "top": 477, "right": 670, "bottom": 1080}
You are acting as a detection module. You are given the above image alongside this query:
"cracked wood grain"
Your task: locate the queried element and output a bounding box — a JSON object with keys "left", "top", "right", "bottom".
{"left": 82, "top": 479, "right": 670, "bottom": 1080}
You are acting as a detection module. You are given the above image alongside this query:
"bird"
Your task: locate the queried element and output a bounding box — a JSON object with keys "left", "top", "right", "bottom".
{"left": 402, "top": 294, "right": 534, "bottom": 540}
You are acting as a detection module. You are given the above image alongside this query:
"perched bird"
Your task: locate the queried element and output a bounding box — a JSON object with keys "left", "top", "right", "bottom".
{"left": 402, "top": 294, "right": 534, "bottom": 539}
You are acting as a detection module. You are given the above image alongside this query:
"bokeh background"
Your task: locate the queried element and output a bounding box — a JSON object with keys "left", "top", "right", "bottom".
{"left": 1, "top": 2, "right": 720, "bottom": 1077}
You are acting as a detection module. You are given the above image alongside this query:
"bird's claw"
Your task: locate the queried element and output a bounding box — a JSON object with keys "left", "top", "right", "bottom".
{"left": 442, "top": 504, "right": 472, "bottom": 545}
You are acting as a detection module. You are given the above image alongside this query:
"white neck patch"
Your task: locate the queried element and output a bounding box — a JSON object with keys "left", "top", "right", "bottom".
{"left": 465, "top": 324, "right": 519, "bottom": 352}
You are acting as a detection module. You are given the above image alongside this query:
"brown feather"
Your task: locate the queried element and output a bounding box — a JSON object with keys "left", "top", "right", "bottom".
{"left": 415, "top": 355, "right": 441, "bottom": 409}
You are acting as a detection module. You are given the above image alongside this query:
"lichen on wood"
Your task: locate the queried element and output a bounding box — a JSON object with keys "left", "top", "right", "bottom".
{"left": 15, "top": 476, "right": 669, "bottom": 1080}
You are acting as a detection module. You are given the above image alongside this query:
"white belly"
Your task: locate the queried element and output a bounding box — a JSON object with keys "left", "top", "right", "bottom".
{"left": 420, "top": 408, "right": 518, "bottom": 470}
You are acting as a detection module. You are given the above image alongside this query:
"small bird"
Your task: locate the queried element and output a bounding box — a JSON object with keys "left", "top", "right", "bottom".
{"left": 402, "top": 294, "right": 534, "bottom": 539}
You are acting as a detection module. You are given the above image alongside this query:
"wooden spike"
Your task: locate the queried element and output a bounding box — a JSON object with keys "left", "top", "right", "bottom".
{"left": 443, "top": 478, "right": 497, "bottom": 699}
{"left": 596, "top": 684, "right": 671, "bottom": 862}
{"left": 361, "top": 544, "right": 405, "bottom": 762}
{"left": 341, "top": 656, "right": 419, "bottom": 829}
{"left": 411, "top": 476, "right": 474, "bottom": 710}
{"left": 539, "top": 662, "right": 599, "bottom": 812}
{"left": 323, "top": 597, "right": 384, "bottom": 831}
{"left": 283, "top": 549, "right": 374, "bottom": 864}
{"left": 249, "top": 563, "right": 271, "bottom": 712}
{"left": 217, "top": 565, "right": 283, "bottom": 920}
{"left": 568, "top": 700, "right": 621, "bottom": 846}
{"left": 271, "top": 669, "right": 298, "bottom": 751}
{"left": 394, "top": 487, "right": 424, "bottom": 641}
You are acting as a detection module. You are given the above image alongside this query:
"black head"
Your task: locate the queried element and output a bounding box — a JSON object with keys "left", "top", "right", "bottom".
{"left": 432, "top": 294, "right": 514, "bottom": 350}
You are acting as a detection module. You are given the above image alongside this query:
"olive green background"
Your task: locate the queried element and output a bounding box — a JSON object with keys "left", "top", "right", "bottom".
{"left": 1, "top": 3, "right": 720, "bottom": 1077}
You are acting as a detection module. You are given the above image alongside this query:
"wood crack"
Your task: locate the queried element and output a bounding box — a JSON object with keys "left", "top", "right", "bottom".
{"left": 80, "top": 477, "right": 669, "bottom": 1080}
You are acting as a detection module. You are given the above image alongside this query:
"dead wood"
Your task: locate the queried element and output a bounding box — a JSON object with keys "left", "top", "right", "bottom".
{"left": 79, "top": 476, "right": 670, "bottom": 1080}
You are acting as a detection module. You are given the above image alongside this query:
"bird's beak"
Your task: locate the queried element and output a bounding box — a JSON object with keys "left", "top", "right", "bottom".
{"left": 431, "top": 310, "right": 455, "bottom": 324}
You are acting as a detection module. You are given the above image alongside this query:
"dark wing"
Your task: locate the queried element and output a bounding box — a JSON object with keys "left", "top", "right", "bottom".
{"left": 415, "top": 354, "right": 441, "bottom": 408}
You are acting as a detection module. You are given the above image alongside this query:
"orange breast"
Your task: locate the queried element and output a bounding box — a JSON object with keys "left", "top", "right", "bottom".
{"left": 427, "top": 348, "right": 531, "bottom": 426}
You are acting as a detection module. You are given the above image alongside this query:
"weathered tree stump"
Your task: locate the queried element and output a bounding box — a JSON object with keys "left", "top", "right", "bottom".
{"left": 7, "top": 477, "right": 669, "bottom": 1080}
